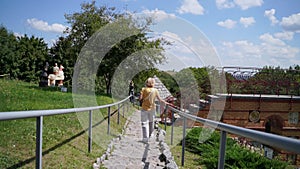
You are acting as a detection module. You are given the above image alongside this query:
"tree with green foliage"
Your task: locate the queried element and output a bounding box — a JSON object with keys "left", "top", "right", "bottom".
{"left": 0, "top": 26, "right": 48, "bottom": 82}
{"left": 99, "top": 29, "right": 166, "bottom": 94}
{"left": 155, "top": 71, "right": 179, "bottom": 95}
{"left": 0, "top": 26, "right": 18, "bottom": 78}
{"left": 189, "top": 67, "right": 211, "bottom": 97}
{"left": 226, "top": 66, "right": 300, "bottom": 95}
{"left": 15, "top": 35, "right": 48, "bottom": 82}
{"left": 51, "top": 1, "right": 167, "bottom": 94}
{"left": 49, "top": 2, "right": 115, "bottom": 89}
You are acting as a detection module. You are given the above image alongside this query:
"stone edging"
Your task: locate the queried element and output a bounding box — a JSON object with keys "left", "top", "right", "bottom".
{"left": 156, "top": 127, "right": 178, "bottom": 169}
{"left": 92, "top": 115, "right": 132, "bottom": 169}
{"left": 92, "top": 116, "right": 178, "bottom": 169}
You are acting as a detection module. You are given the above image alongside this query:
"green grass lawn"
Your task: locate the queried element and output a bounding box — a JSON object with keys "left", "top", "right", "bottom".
{"left": 0, "top": 79, "right": 133, "bottom": 168}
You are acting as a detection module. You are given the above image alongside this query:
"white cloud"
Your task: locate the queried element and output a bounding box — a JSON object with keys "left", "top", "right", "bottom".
{"left": 161, "top": 31, "right": 194, "bottom": 54}
{"left": 216, "top": 0, "right": 235, "bottom": 9}
{"left": 158, "top": 31, "right": 222, "bottom": 69}
{"left": 274, "top": 31, "right": 294, "bottom": 41}
{"left": 177, "top": 0, "right": 205, "bottom": 15}
{"left": 260, "top": 42, "right": 299, "bottom": 59}
{"left": 219, "top": 35, "right": 299, "bottom": 67}
{"left": 162, "top": 31, "right": 182, "bottom": 41}
{"left": 216, "top": 0, "right": 263, "bottom": 10}
{"left": 27, "top": 18, "right": 67, "bottom": 33}
{"left": 222, "top": 40, "right": 261, "bottom": 58}
{"left": 259, "top": 33, "right": 299, "bottom": 60}
{"left": 217, "top": 19, "right": 237, "bottom": 29}
{"left": 258, "top": 33, "right": 299, "bottom": 60}
{"left": 264, "top": 9, "right": 279, "bottom": 25}
{"left": 219, "top": 41, "right": 263, "bottom": 68}
{"left": 234, "top": 0, "right": 263, "bottom": 10}
{"left": 13, "top": 32, "right": 23, "bottom": 38}
{"left": 280, "top": 13, "right": 300, "bottom": 33}
{"left": 259, "top": 33, "right": 285, "bottom": 46}
{"left": 240, "top": 17, "right": 255, "bottom": 27}
{"left": 141, "top": 9, "right": 176, "bottom": 22}
{"left": 156, "top": 31, "right": 201, "bottom": 70}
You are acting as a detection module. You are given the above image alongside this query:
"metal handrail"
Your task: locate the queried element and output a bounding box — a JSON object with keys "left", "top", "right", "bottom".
{"left": 0, "top": 96, "right": 130, "bottom": 121}
{"left": 165, "top": 105, "right": 300, "bottom": 169}
{"left": 0, "top": 96, "right": 131, "bottom": 169}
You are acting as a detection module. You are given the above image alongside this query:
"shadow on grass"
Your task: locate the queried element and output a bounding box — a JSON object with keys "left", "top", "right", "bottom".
{"left": 27, "top": 85, "right": 67, "bottom": 92}
{"left": 26, "top": 85, "right": 113, "bottom": 97}
{"left": 7, "top": 107, "right": 124, "bottom": 169}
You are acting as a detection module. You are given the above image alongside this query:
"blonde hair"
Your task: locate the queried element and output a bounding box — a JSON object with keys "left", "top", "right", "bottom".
{"left": 145, "top": 77, "right": 155, "bottom": 87}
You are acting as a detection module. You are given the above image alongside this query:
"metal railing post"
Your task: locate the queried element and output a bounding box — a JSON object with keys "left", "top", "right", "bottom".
{"left": 107, "top": 107, "right": 111, "bottom": 135}
{"left": 36, "top": 116, "right": 43, "bottom": 169}
{"left": 181, "top": 116, "right": 186, "bottom": 166}
{"left": 218, "top": 130, "right": 227, "bottom": 169}
{"left": 164, "top": 105, "right": 168, "bottom": 131}
{"left": 122, "top": 103, "right": 125, "bottom": 117}
{"left": 117, "top": 104, "right": 120, "bottom": 125}
{"left": 156, "top": 102, "right": 160, "bottom": 117}
{"left": 88, "top": 110, "right": 92, "bottom": 153}
{"left": 171, "top": 110, "right": 174, "bottom": 145}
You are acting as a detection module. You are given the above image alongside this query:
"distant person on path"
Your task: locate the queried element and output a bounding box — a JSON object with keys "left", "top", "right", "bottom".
{"left": 129, "top": 80, "right": 134, "bottom": 103}
{"left": 39, "top": 62, "right": 49, "bottom": 87}
{"left": 139, "top": 77, "right": 167, "bottom": 143}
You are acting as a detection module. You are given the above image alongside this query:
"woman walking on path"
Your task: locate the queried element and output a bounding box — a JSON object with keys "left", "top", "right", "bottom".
{"left": 139, "top": 77, "right": 168, "bottom": 143}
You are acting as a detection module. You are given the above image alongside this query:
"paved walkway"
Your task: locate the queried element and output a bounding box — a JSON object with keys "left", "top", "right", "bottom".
{"left": 96, "top": 110, "right": 177, "bottom": 169}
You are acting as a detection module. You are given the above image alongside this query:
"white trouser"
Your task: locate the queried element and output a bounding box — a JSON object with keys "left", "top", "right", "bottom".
{"left": 141, "top": 109, "right": 155, "bottom": 139}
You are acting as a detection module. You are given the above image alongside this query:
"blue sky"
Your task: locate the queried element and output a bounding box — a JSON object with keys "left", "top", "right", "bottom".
{"left": 1, "top": 0, "right": 300, "bottom": 69}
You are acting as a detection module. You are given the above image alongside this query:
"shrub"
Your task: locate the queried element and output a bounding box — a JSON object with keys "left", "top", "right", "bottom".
{"left": 183, "top": 127, "right": 289, "bottom": 169}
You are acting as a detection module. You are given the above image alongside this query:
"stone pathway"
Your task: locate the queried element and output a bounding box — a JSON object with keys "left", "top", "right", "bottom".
{"left": 93, "top": 110, "right": 178, "bottom": 169}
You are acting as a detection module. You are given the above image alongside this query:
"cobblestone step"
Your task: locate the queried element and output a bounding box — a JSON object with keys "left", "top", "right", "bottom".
{"left": 93, "top": 110, "right": 178, "bottom": 169}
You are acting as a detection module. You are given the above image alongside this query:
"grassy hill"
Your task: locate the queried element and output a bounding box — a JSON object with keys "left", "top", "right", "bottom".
{"left": 0, "top": 79, "right": 131, "bottom": 168}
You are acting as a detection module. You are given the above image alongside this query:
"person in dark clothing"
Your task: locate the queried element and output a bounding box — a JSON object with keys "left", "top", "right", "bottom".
{"left": 129, "top": 81, "right": 134, "bottom": 103}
